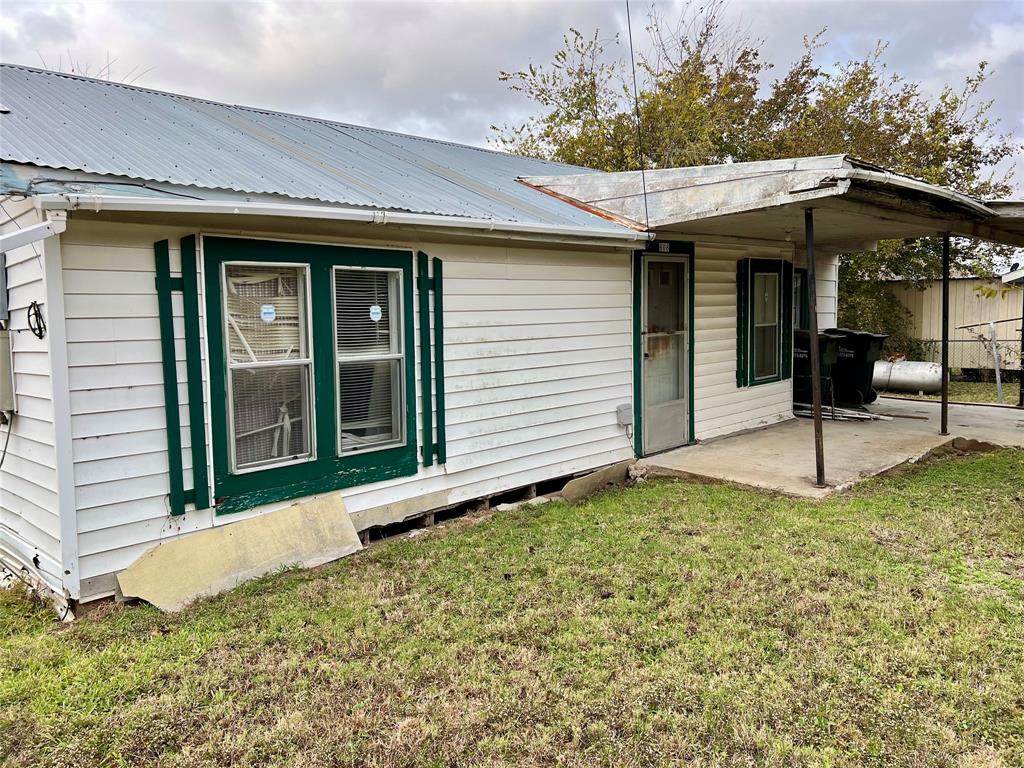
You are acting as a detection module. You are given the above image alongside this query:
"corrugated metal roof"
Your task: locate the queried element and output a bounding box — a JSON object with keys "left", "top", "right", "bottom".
{"left": 0, "top": 64, "right": 628, "bottom": 231}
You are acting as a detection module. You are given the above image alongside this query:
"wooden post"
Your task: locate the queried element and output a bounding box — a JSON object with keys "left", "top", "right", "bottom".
{"left": 940, "top": 234, "right": 950, "bottom": 435}
{"left": 804, "top": 209, "right": 826, "bottom": 487}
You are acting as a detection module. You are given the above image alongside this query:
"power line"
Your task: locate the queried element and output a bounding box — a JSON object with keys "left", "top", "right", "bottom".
{"left": 624, "top": 0, "right": 650, "bottom": 231}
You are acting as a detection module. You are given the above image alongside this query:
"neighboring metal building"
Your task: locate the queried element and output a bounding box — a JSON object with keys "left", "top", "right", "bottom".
{"left": 2, "top": 64, "right": 1022, "bottom": 612}
{"left": 888, "top": 276, "right": 1023, "bottom": 373}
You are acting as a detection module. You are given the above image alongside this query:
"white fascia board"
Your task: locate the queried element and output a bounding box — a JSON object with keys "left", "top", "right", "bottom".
{"left": 35, "top": 194, "right": 651, "bottom": 246}
{"left": 0, "top": 217, "right": 67, "bottom": 252}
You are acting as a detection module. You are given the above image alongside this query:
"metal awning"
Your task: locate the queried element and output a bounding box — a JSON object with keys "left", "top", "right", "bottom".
{"left": 521, "top": 155, "right": 1024, "bottom": 249}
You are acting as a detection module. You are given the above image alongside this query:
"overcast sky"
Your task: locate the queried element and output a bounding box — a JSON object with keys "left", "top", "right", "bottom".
{"left": 2, "top": 0, "right": 1022, "bottom": 188}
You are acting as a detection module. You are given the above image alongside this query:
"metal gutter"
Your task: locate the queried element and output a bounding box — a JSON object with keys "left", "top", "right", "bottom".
{"left": 35, "top": 194, "right": 652, "bottom": 246}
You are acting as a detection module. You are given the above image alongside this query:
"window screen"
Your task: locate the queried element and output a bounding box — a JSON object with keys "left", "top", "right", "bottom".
{"left": 224, "top": 264, "right": 312, "bottom": 470}
{"left": 753, "top": 272, "right": 780, "bottom": 380}
{"left": 334, "top": 268, "right": 404, "bottom": 453}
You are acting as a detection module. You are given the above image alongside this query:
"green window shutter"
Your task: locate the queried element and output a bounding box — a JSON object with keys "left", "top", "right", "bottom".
{"left": 736, "top": 259, "right": 749, "bottom": 387}
{"left": 154, "top": 240, "right": 186, "bottom": 516}
{"left": 782, "top": 260, "right": 794, "bottom": 380}
{"left": 416, "top": 252, "right": 434, "bottom": 467}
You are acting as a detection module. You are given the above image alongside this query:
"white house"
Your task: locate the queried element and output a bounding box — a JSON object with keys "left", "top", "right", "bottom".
{"left": 2, "top": 65, "right": 1021, "bottom": 611}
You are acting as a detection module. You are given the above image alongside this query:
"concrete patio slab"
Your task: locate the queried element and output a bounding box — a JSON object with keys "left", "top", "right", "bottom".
{"left": 641, "top": 398, "right": 1024, "bottom": 498}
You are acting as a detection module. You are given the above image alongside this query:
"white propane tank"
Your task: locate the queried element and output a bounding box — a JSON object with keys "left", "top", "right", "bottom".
{"left": 872, "top": 360, "right": 942, "bottom": 394}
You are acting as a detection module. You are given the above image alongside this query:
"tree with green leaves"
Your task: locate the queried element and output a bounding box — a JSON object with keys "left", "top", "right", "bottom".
{"left": 492, "top": 2, "right": 1020, "bottom": 351}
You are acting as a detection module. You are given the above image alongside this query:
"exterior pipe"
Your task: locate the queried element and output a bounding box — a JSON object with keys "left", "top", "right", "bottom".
{"left": 804, "top": 208, "right": 826, "bottom": 488}
{"left": 940, "top": 234, "right": 950, "bottom": 435}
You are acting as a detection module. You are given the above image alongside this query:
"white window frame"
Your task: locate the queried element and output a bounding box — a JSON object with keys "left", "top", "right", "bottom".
{"left": 222, "top": 261, "right": 316, "bottom": 474}
{"left": 332, "top": 265, "right": 406, "bottom": 456}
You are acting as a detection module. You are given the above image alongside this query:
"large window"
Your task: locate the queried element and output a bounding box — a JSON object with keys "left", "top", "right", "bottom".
{"left": 736, "top": 258, "right": 793, "bottom": 387}
{"left": 223, "top": 264, "right": 313, "bottom": 471}
{"left": 334, "top": 268, "right": 404, "bottom": 454}
{"left": 205, "top": 237, "right": 418, "bottom": 515}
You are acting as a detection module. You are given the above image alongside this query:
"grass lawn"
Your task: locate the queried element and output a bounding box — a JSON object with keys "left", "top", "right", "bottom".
{"left": 883, "top": 379, "right": 1021, "bottom": 405}
{"left": 3, "top": 451, "right": 1024, "bottom": 767}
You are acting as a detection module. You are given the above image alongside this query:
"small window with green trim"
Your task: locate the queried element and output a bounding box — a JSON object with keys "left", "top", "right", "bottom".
{"left": 736, "top": 258, "right": 793, "bottom": 387}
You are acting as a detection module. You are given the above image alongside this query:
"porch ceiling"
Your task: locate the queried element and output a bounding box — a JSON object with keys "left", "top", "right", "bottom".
{"left": 521, "top": 155, "right": 1024, "bottom": 250}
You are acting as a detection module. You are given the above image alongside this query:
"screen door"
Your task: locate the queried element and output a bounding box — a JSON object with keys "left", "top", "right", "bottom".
{"left": 643, "top": 257, "right": 690, "bottom": 454}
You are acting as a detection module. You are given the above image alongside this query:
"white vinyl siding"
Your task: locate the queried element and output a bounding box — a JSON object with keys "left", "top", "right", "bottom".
{"left": 61, "top": 222, "right": 634, "bottom": 599}
{"left": 60, "top": 222, "right": 211, "bottom": 594}
{"left": 57, "top": 220, "right": 833, "bottom": 601}
{"left": 692, "top": 244, "right": 794, "bottom": 440}
{"left": 0, "top": 198, "right": 62, "bottom": 594}
{"left": 794, "top": 251, "right": 839, "bottom": 330}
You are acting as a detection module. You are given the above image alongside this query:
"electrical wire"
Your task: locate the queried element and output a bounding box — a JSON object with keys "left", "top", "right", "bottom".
{"left": 0, "top": 414, "right": 13, "bottom": 471}
{"left": 624, "top": 0, "right": 651, "bottom": 231}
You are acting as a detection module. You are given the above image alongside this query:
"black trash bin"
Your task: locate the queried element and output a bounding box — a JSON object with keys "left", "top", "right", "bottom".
{"left": 793, "top": 330, "right": 843, "bottom": 407}
{"left": 826, "top": 328, "right": 889, "bottom": 405}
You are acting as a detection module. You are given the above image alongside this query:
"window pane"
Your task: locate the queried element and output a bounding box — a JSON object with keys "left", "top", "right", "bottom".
{"left": 231, "top": 365, "right": 311, "bottom": 469}
{"left": 754, "top": 327, "right": 778, "bottom": 379}
{"left": 338, "top": 360, "right": 401, "bottom": 452}
{"left": 753, "top": 273, "right": 778, "bottom": 325}
{"left": 225, "top": 265, "right": 307, "bottom": 363}
{"left": 335, "top": 269, "right": 397, "bottom": 357}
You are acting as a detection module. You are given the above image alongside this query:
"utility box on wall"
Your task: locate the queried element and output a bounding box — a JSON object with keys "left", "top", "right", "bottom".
{"left": 0, "top": 330, "right": 15, "bottom": 413}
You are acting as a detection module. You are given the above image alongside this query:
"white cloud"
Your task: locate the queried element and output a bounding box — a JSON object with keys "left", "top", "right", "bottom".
{"left": 1, "top": 0, "right": 1020, "bottom": 191}
{"left": 936, "top": 21, "right": 1024, "bottom": 70}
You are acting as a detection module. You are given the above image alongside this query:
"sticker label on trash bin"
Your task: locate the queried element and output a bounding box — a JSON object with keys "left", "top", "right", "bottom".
{"left": 369, "top": 305, "right": 382, "bottom": 322}
{"left": 260, "top": 304, "right": 276, "bottom": 323}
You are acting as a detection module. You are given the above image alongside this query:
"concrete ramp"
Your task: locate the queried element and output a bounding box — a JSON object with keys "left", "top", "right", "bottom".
{"left": 117, "top": 493, "right": 362, "bottom": 611}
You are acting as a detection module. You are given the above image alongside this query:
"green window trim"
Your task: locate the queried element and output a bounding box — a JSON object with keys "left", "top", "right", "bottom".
{"left": 736, "top": 258, "right": 793, "bottom": 387}
{"left": 203, "top": 236, "right": 418, "bottom": 515}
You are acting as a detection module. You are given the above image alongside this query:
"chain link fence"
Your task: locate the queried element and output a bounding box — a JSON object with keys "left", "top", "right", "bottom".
{"left": 891, "top": 333, "right": 1022, "bottom": 405}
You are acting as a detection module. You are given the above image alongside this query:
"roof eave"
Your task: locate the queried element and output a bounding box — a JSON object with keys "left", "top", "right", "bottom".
{"left": 35, "top": 193, "right": 651, "bottom": 247}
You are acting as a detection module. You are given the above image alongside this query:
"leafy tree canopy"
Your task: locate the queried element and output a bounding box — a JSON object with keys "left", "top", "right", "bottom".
{"left": 491, "top": 2, "right": 1020, "bottom": 348}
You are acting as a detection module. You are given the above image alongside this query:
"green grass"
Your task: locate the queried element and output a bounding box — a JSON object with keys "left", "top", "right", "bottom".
{"left": 3, "top": 451, "right": 1024, "bottom": 767}
{"left": 884, "top": 379, "right": 1021, "bottom": 405}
